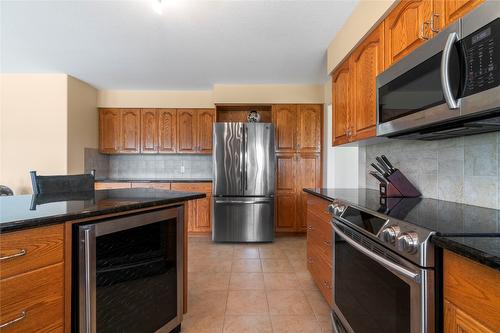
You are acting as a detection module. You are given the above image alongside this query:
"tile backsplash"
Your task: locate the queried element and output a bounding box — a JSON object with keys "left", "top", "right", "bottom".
{"left": 360, "top": 132, "right": 500, "bottom": 209}
{"left": 108, "top": 154, "right": 213, "bottom": 179}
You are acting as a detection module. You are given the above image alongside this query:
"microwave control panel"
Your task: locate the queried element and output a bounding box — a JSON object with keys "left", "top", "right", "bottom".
{"left": 462, "top": 18, "right": 500, "bottom": 97}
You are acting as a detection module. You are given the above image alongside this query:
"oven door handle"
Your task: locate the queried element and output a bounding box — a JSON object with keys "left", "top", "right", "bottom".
{"left": 441, "top": 32, "right": 460, "bottom": 110}
{"left": 333, "top": 224, "right": 420, "bottom": 282}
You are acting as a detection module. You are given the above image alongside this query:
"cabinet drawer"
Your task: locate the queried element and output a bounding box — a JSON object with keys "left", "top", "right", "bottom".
{"left": 171, "top": 182, "right": 212, "bottom": 194}
{"left": 307, "top": 231, "right": 333, "bottom": 267}
{"left": 0, "top": 225, "right": 64, "bottom": 279}
{"left": 307, "top": 210, "right": 333, "bottom": 242}
{"left": 131, "top": 182, "right": 171, "bottom": 190}
{"left": 95, "top": 182, "right": 131, "bottom": 190}
{"left": 307, "top": 252, "right": 333, "bottom": 306}
{"left": 306, "top": 194, "right": 331, "bottom": 223}
{"left": 0, "top": 263, "right": 64, "bottom": 333}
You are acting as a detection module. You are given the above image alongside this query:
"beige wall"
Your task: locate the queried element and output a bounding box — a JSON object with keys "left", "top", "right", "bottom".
{"left": 97, "top": 90, "right": 214, "bottom": 108}
{"left": 67, "top": 76, "right": 98, "bottom": 174}
{"left": 213, "top": 84, "right": 324, "bottom": 104}
{"left": 327, "top": 0, "right": 397, "bottom": 74}
{"left": 0, "top": 74, "right": 69, "bottom": 194}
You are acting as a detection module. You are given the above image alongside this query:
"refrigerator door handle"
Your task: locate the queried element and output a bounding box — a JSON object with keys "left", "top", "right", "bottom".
{"left": 244, "top": 125, "right": 248, "bottom": 191}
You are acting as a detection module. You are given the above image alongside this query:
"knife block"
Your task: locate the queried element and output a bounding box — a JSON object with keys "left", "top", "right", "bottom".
{"left": 379, "top": 170, "right": 421, "bottom": 198}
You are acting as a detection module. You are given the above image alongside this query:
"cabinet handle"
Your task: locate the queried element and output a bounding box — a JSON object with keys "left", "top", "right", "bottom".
{"left": 323, "top": 281, "right": 332, "bottom": 289}
{"left": 419, "top": 21, "right": 431, "bottom": 40}
{"left": 307, "top": 225, "right": 313, "bottom": 230}
{"left": 0, "top": 311, "right": 26, "bottom": 328}
{"left": 430, "top": 13, "right": 440, "bottom": 33}
{"left": 323, "top": 240, "right": 331, "bottom": 246}
{"left": 0, "top": 249, "right": 26, "bottom": 261}
{"left": 307, "top": 257, "right": 313, "bottom": 264}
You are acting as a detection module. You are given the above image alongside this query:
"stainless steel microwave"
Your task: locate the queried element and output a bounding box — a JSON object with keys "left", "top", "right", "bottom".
{"left": 377, "top": 1, "right": 500, "bottom": 140}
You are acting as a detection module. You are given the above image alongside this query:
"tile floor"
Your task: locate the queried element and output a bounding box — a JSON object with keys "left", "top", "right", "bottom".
{"left": 182, "top": 235, "right": 333, "bottom": 333}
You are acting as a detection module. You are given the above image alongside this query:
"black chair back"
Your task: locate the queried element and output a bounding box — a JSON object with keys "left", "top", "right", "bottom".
{"left": 30, "top": 170, "right": 96, "bottom": 194}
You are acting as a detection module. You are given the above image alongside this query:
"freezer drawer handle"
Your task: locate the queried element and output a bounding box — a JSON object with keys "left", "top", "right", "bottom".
{"left": 215, "top": 200, "right": 271, "bottom": 204}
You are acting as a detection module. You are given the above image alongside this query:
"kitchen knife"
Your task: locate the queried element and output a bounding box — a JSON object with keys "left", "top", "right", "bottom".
{"left": 369, "top": 171, "right": 387, "bottom": 184}
{"left": 381, "top": 155, "right": 396, "bottom": 172}
{"left": 371, "top": 163, "right": 389, "bottom": 178}
{"left": 376, "top": 156, "right": 392, "bottom": 175}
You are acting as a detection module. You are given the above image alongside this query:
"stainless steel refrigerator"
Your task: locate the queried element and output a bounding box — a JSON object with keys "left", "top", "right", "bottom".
{"left": 212, "top": 122, "right": 275, "bottom": 242}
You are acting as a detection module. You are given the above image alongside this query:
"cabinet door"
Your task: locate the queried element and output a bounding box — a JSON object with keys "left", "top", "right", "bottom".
{"left": 177, "top": 109, "right": 197, "bottom": 153}
{"left": 444, "top": 300, "right": 494, "bottom": 333}
{"left": 384, "top": 0, "right": 433, "bottom": 67}
{"left": 99, "top": 108, "right": 121, "bottom": 153}
{"left": 296, "top": 154, "right": 321, "bottom": 231}
{"left": 158, "top": 109, "right": 177, "bottom": 153}
{"left": 351, "top": 25, "right": 384, "bottom": 141}
{"left": 193, "top": 196, "right": 212, "bottom": 233}
{"left": 276, "top": 193, "right": 297, "bottom": 232}
{"left": 444, "top": 0, "right": 484, "bottom": 26}
{"left": 197, "top": 109, "right": 215, "bottom": 154}
{"left": 273, "top": 105, "right": 297, "bottom": 152}
{"left": 332, "top": 61, "right": 351, "bottom": 146}
{"left": 120, "top": 109, "right": 140, "bottom": 153}
{"left": 297, "top": 105, "right": 322, "bottom": 153}
{"left": 140, "top": 109, "right": 158, "bottom": 154}
{"left": 276, "top": 153, "right": 296, "bottom": 193}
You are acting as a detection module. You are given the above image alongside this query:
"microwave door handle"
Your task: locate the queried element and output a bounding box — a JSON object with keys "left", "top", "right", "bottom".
{"left": 332, "top": 224, "right": 419, "bottom": 282}
{"left": 441, "top": 32, "right": 461, "bottom": 110}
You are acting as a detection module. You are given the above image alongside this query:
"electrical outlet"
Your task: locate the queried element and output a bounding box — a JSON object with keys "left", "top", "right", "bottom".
{"left": 180, "top": 165, "right": 185, "bottom": 173}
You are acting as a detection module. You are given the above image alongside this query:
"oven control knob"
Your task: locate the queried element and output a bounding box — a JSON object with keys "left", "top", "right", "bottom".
{"left": 380, "top": 226, "right": 401, "bottom": 244}
{"left": 396, "top": 232, "right": 419, "bottom": 254}
{"left": 328, "top": 203, "right": 346, "bottom": 216}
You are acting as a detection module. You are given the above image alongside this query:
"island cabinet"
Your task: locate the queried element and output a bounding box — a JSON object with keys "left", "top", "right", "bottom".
{"left": 305, "top": 193, "right": 333, "bottom": 306}
{"left": 0, "top": 224, "right": 65, "bottom": 332}
{"left": 99, "top": 108, "right": 215, "bottom": 154}
{"left": 443, "top": 250, "right": 500, "bottom": 333}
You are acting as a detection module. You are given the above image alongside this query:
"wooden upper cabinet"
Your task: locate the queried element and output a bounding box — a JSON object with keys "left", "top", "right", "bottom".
{"left": 140, "top": 109, "right": 158, "bottom": 154}
{"left": 99, "top": 108, "right": 121, "bottom": 153}
{"left": 197, "top": 109, "right": 215, "bottom": 154}
{"left": 332, "top": 61, "right": 351, "bottom": 146}
{"left": 120, "top": 109, "right": 140, "bottom": 153}
{"left": 158, "top": 109, "right": 177, "bottom": 153}
{"left": 297, "top": 105, "right": 322, "bottom": 153}
{"left": 177, "top": 109, "right": 197, "bottom": 153}
{"left": 273, "top": 105, "right": 297, "bottom": 152}
{"left": 444, "top": 0, "right": 484, "bottom": 26}
{"left": 351, "top": 25, "right": 385, "bottom": 141}
{"left": 384, "top": 0, "right": 433, "bottom": 67}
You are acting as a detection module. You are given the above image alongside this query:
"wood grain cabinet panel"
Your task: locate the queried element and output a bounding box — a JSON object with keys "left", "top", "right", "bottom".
{"left": 273, "top": 105, "right": 297, "bottom": 152}
{"left": 351, "top": 25, "right": 385, "bottom": 141}
{"left": 99, "top": 108, "right": 121, "bottom": 153}
{"left": 0, "top": 225, "right": 64, "bottom": 280}
{"left": 158, "top": 109, "right": 177, "bottom": 153}
{"left": 332, "top": 61, "right": 351, "bottom": 146}
{"left": 140, "top": 109, "right": 158, "bottom": 153}
{"left": 276, "top": 193, "right": 297, "bottom": 232}
{"left": 196, "top": 109, "right": 215, "bottom": 154}
{"left": 0, "top": 263, "right": 64, "bottom": 333}
{"left": 444, "top": 0, "right": 484, "bottom": 26}
{"left": 297, "top": 105, "right": 322, "bottom": 153}
{"left": 384, "top": 0, "right": 433, "bottom": 67}
{"left": 171, "top": 182, "right": 213, "bottom": 233}
{"left": 95, "top": 182, "right": 131, "bottom": 190}
{"left": 443, "top": 250, "right": 500, "bottom": 332}
{"left": 120, "top": 109, "right": 141, "bottom": 153}
{"left": 130, "top": 182, "right": 171, "bottom": 190}
{"left": 276, "top": 154, "right": 296, "bottom": 193}
{"left": 296, "top": 154, "right": 321, "bottom": 231}
{"left": 177, "top": 109, "right": 197, "bottom": 153}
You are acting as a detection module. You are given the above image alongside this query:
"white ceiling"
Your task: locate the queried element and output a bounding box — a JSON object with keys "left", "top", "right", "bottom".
{"left": 0, "top": 0, "right": 357, "bottom": 89}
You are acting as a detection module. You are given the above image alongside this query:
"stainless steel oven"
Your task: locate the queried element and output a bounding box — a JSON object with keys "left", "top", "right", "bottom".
{"left": 377, "top": 1, "right": 500, "bottom": 140}
{"left": 329, "top": 201, "right": 436, "bottom": 333}
{"left": 74, "top": 207, "right": 183, "bottom": 333}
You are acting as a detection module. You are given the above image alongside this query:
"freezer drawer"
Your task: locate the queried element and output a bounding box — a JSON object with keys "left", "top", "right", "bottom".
{"left": 212, "top": 197, "right": 275, "bottom": 242}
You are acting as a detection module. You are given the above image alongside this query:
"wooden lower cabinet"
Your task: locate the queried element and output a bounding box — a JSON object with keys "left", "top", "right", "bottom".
{"left": 95, "top": 182, "right": 131, "bottom": 190}
{"left": 305, "top": 194, "right": 333, "bottom": 306}
{"left": 171, "top": 182, "right": 212, "bottom": 234}
{"left": 0, "top": 225, "right": 65, "bottom": 333}
{"left": 276, "top": 193, "right": 297, "bottom": 232}
{"left": 443, "top": 250, "right": 500, "bottom": 333}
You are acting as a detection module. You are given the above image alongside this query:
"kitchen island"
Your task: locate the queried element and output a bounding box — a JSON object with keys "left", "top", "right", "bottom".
{"left": 0, "top": 188, "right": 204, "bottom": 333}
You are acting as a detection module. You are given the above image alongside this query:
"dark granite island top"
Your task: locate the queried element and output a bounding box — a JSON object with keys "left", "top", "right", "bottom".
{"left": 0, "top": 189, "right": 205, "bottom": 233}
{"left": 303, "top": 188, "right": 500, "bottom": 271}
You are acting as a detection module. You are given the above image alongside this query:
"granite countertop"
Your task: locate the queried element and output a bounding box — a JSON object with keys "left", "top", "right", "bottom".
{"left": 96, "top": 178, "right": 213, "bottom": 183}
{"left": 304, "top": 188, "right": 500, "bottom": 271}
{"left": 0, "top": 189, "right": 205, "bottom": 233}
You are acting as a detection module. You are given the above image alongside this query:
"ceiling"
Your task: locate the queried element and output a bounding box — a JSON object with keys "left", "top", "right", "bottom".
{"left": 0, "top": 0, "right": 357, "bottom": 89}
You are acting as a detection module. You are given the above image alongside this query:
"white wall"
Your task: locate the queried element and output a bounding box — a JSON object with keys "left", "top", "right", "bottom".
{"left": 324, "top": 104, "right": 359, "bottom": 188}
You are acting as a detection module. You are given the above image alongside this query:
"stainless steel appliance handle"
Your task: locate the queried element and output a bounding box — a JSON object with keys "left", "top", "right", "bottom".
{"left": 333, "top": 224, "right": 419, "bottom": 281}
{"left": 244, "top": 125, "right": 248, "bottom": 191}
{"left": 215, "top": 200, "right": 271, "bottom": 204}
{"left": 240, "top": 126, "right": 244, "bottom": 194}
{"left": 80, "top": 227, "right": 96, "bottom": 333}
{"left": 84, "top": 229, "right": 93, "bottom": 333}
{"left": 441, "top": 32, "right": 460, "bottom": 109}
